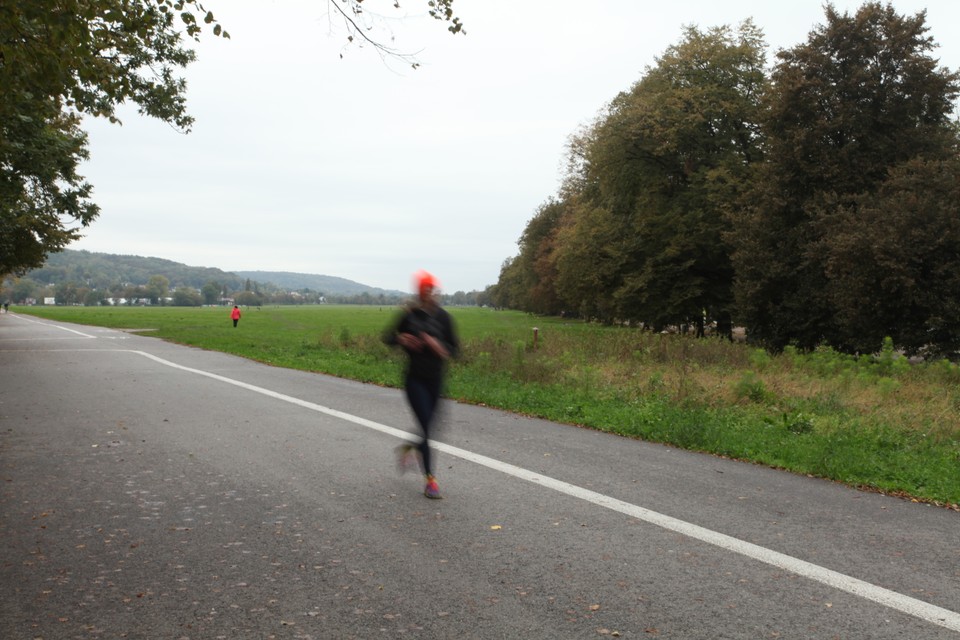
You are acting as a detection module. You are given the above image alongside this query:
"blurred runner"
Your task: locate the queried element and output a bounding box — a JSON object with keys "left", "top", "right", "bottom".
{"left": 384, "top": 270, "right": 459, "bottom": 499}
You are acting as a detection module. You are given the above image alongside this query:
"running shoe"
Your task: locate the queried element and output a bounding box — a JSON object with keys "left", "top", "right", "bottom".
{"left": 424, "top": 475, "right": 442, "bottom": 499}
{"left": 396, "top": 444, "right": 417, "bottom": 475}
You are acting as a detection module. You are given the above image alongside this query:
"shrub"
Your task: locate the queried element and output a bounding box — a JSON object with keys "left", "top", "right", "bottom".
{"left": 734, "top": 371, "right": 770, "bottom": 404}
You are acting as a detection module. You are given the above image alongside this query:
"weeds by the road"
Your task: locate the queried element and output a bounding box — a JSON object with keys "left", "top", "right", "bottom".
{"left": 13, "top": 305, "right": 960, "bottom": 507}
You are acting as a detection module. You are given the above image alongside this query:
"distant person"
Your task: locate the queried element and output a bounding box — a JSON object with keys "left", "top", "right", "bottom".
{"left": 230, "top": 305, "right": 241, "bottom": 327}
{"left": 2, "top": 302, "right": 7, "bottom": 313}
{"left": 383, "top": 270, "right": 459, "bottom": 499}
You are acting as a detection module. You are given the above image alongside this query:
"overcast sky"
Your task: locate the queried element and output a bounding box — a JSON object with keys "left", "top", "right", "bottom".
{"left": 70, "top": 0, "right": 960, "bottom": 293}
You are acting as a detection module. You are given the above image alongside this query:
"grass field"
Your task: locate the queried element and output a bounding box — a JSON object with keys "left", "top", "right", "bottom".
{"left": 12, "top": 304, "right": 960, "bottom": 508}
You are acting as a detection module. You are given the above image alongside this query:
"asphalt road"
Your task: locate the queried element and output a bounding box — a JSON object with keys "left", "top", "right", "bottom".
{"left": 1, "top": 312, "right": 958, "bottom": 639}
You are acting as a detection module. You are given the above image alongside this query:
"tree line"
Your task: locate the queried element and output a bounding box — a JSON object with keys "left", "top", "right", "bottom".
{"left": 1, "top": 249, "right": 490, "bottom": 307}
{"left": 489, "top": 3, "right": 960, "bottom": 357}
{"left": 2, "top": 253, "right": 490, "bottom": 308}
{"left": 3, "top": 274, "right": 489, "bottom": 308}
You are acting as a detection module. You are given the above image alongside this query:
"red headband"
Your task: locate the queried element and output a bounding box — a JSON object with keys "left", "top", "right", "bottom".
{"left": 414, "top": 270, "right": 438, "bottom": 296}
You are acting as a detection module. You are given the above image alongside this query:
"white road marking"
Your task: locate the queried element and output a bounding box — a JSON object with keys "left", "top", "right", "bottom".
{"left": 8, "top": 314, "right": 97, "bottom": 338}
{"left": 126, "top": 348, "right": 960, "bottom": 634}
{"left": 0, "top": 337, "right": 102, "bottom": 342}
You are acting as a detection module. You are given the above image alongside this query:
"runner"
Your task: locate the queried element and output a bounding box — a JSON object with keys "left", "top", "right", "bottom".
{"left": 383, "top": 270, "right": 459, "bottom": 498}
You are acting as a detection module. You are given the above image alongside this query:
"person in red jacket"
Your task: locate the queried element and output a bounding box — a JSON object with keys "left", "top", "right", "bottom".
{"left": 384, "top": 270, "right": 459, "bottom": 499}
{"left": 230, "top": 305, "right": 241, "bottom": 327}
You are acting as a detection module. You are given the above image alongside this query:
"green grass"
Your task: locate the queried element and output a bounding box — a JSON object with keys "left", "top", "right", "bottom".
{"left": 13, "top": 304, "right": 960, "bottom": 507}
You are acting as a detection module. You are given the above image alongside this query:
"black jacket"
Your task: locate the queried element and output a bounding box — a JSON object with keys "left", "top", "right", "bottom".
{"left": 384, "top": 305, "right": 459, "bottom": 381}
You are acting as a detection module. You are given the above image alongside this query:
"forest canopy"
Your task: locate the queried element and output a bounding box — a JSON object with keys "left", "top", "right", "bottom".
{"left": 493, "top": 2, "right": 960, "bottom": 357}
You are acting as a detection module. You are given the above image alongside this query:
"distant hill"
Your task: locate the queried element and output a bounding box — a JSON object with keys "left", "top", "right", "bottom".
{"left": 16, "top": 250, "right": 397, "bottom": 295}
{"left": 233, "top": 271, "right": 404, "bottom": 297}
{"left": 22, "top": 250, "right": 244, "bottom": 290}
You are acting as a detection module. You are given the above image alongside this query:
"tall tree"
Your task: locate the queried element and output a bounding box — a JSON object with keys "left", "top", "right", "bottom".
{"left": 730, "top": 2, "right": 960, "bottom": 351}
{"left": 553, "top": 198, "right": 624, "bottom": 323}
{"left": 201, "top": 281, "right": 221, "bottom": 305}
{"left": 1, "top": 0, "right": 228, "bottom": 276}
{"left": 146, "top": 274, "right": 170, "bottom": 304}
{"left": 496, "top": 199, "right": 570, "bottom": 315}
{"left": 817, "top": 156, "right": 960, "bottom": 355}
{"left": 554, "top": 22, "right": 766, "bottom": 332}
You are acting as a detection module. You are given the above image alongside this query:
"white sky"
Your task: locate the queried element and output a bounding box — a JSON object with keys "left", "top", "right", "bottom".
{"left": 71, "top": 0, "right": 960, "bottom": 293}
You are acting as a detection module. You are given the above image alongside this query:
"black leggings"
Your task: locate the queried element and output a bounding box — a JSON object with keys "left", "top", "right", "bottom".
{"left": 404, "top": 375, "right": 442, "bottom": 476}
